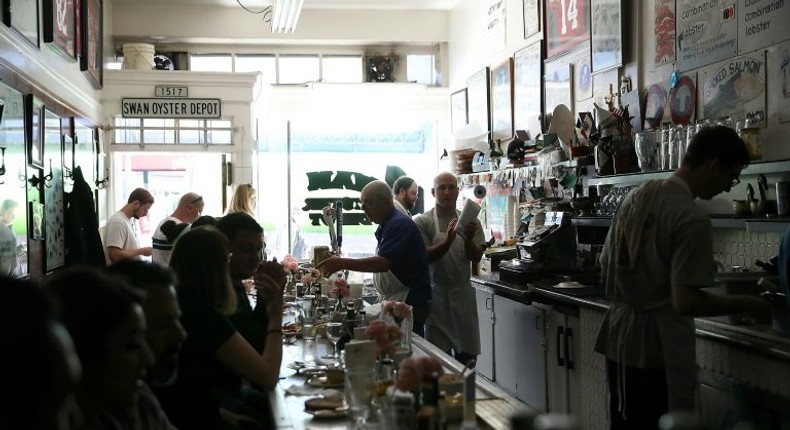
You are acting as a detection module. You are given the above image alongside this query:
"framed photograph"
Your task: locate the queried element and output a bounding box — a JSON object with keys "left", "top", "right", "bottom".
{"left": 591, "top": 0, "right": 623, "bottom": 72}
{"left": 523, "top": 0, "right": 541, "bottom": 38}
{"left": 81, "top": 0, "right": 102, "bottom": 88}
{"left": 544, "top": 63, "right": 573, "bottom": 129}
{"left": 450, "top": 88, "right": 469, "bottom": 134}
{"left": 29, "top": 202, "right": 44, "bottom": 240}
{"left": 42, "top": 0, "right": 77, "bottom": 61}
{"left": 467, "top": 67, "right": 491, "bottom": 135}
{"left": 575, "top": 56, "right": 593, "bottom": 101}
{"left": 514, "top": 42, "right": 544, "bottom": 140}
{"left": 490, "top": 59, "right": 514, "bottom": 142}
{"left": 544, "top": 0, "right": 591, "bottom": 59}
{"left": 3, "top": 0, "right": 40, "bottom": 48}
{"left": 25, "top": 94, "right": 44, "bottom": 170}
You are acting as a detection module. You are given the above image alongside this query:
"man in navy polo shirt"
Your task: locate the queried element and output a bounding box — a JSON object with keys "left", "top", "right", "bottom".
{"left": 317, "top": 180, "right": 432, "bottom": 336}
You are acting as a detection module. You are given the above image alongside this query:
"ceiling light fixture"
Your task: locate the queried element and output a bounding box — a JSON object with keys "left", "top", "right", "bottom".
{"left": 271, "top": 0, "right": 304, "bottom": 33}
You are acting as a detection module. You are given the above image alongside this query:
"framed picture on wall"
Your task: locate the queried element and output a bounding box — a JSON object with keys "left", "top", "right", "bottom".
{"left": 543, "top": 63, "right": 573, "bottom": 128}
{"left": 25, "top": 95, "right": 44, "bottom": 170}
{"left": 42, "top": 0, "right": 77, "bottom": 61}
{"left": 490, "top": 59, "right": 514, "bottom": 142}
{"left": 29, "top": 202, "right": 44, "bottom": 240}
{"left": 544, "top": 0, "right": 591, "bottom": 59}
{"left": 514, "top": 42, "right": 544, "bottom": 139}
{"left": 450, "top": 88, "right": 469, "bottom": 134}
{"left": 523, "top": 0, "right": 541, "bottom": 38}
{"left": 3, "top": 0, "right": 40, "bottom": 48}
{"left": 591, "top": 0, "right": 623, "bottom": 72}
{"left": 81, "top": 0, "right": 102, "bottom": 88}
{"left": 467, "top": 67, "right": 491, "bottom": 135}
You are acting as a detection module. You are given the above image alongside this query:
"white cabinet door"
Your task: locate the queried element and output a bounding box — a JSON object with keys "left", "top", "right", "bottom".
{"left": 474, "top": 284, "right": 495, "bottom": 381}
{"left": 494, "top": 295, "right": 547, "bottom": 411}
{"left": 566, "top": 313, "right": 582, "bottom": 415}
{"left": 546, "top": 306, "right": 582, "bottom": 415}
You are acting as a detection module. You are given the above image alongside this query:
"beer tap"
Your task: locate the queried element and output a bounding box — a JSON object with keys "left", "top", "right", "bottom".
{"left": 322, "top": 203, "right": 341, "bottom": 256}
{"left": 334, "top": 200, "right": 343, "bottom": 255}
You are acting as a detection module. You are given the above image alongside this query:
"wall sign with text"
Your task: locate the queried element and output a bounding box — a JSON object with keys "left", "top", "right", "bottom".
{"left": 122, "top": 98, "right": 222, "bottom": 119}
{"left": 676, "top": 0, "right": 737, "bottom": 71}
{"left": 738, "top": 0, "right": 790, "bottom": 54}
{"left": 544, "top": 0, "right": 590, "bottom": 59}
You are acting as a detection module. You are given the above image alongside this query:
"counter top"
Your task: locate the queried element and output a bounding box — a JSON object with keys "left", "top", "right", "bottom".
{"left": 270, "top": 334, "right": 532, "bottom": 429}
{"left": 471, "top": 273, "right": 790, "bottom": 362}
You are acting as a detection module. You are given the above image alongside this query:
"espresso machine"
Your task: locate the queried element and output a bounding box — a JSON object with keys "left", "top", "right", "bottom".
{"left": 499, "top": 211, "right": 577, "bottom": 285}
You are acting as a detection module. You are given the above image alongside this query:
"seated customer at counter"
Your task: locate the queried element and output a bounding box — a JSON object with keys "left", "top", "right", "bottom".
{"left": 155, "top": 226, "right": 283, "bottom": 429}
{"left": 595, "top": 126, "right": 769, "bottom": 429}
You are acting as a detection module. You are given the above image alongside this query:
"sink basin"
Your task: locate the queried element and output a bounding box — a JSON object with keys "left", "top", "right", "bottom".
{"left": 711, "top": 272, "right": 778, "bottom": 325}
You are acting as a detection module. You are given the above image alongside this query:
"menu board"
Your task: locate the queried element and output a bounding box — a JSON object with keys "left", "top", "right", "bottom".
{"left": 676, "top": 0, "right": 737, "bottom": 71}
{"left": 738, "top": 0, "right": 790, "bottom": 54}
{"left": 701, "top": 51, "right": 766, "bottom": 122}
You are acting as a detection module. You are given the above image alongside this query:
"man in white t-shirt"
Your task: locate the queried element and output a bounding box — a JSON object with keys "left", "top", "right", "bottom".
{"left": 151, "top": 192, "right": 204, "bottom": 266}
{"left": 104, "top": 188, "right": 155, "bottom": 264}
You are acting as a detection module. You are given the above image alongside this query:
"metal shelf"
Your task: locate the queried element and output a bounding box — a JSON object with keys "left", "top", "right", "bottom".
{"left": 745, "top": 219, "right": 790, "bottom": 233}
{"left": 587, "top": 159, "right": 790, "bottom": 187}
{"left": 571, "top": 217, "right": 611, "bottom": 227}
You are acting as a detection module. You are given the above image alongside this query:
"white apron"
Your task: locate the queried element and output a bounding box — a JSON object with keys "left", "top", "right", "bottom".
{"left": 373, "top": 270, "right": 410, "bottom": 303}
{"left": 425, "top": 209, "right": 481, "bottom": 354}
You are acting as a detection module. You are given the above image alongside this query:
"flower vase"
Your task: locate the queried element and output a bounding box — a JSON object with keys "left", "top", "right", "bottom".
{"left": 394, "top": 317, "right": 412, "bottom": 356}
{"left": 374, "top": 354, "right": 396, "bottom": 397}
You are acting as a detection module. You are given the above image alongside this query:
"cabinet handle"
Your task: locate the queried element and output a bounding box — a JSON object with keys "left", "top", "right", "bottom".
{"left": 556, "top": 326, "right": 565, "bottom": 366}
{"left": 565, "top": 327, "right": 574, "bottom": 370}
{"left": 485, "top": 297, "right": 491, "bottom": 310}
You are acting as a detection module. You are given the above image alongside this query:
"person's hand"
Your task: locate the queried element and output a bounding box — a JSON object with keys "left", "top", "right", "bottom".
{"left": 140, "top": 247, "right": 153, "bottom": 257}
{"left": 254, "top": 261, "right": 286, "bottom": 311}
{"left": 257, "top": 260, "right": 287, "bottom": 287}
{"left": 445, "top": 218, "right": 458, "bottom": 245}
{"left": 462, "top": 220, "right": 479, "bottom": 242}
{"left": 315, "top": 256, "right": 342, "bottom": 276}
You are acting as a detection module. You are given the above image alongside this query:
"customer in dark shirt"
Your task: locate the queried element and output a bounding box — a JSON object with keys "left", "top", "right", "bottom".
{"left": 317, "top": 180, "right": 432, "bottom": 336}
{"left": 157, "top": 226, "right": 283, "bottom": 429}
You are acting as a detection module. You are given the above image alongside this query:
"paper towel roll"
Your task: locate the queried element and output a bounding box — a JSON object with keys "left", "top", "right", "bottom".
{"left": 464, "top": 185, "right": 487, "bottom": 200}
{"left": 456, "top": 199, "right": 481, "bottom": 240}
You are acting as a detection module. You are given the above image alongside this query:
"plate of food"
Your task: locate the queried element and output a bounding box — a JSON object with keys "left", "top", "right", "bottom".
{"left": 298, "top": 366, "right": 328, "bottom": 377}
{"left": 304, "top": 397, "right": 347, "bottom": 419}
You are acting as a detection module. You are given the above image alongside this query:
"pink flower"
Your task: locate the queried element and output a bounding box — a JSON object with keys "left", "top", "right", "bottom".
{"left": 332, "top": 278, "right": 350, "bottom": 298}
{"left": 382, "top": 300, "right": 412, "bottom": 321}
{"left": 395, "top": 356, "right": 444, "bottom": 392}
{"left": 365, "top": 319, "right": 402, "bottom": 356}
{"left": 301, "top": 274, "right": 314, "bottom": 285}
{"left": 281, "top": 255, "right": 299, "bottom": 274}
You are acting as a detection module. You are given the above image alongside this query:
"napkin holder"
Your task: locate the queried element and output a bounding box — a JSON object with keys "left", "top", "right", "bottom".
{"left": 344, "top": 340, "right": 377, "bottom": 369}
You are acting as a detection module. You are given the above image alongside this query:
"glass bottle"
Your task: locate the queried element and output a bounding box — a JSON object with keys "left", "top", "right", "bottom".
{"left": 375, "top": 356, "right": 396, "bottom": 396}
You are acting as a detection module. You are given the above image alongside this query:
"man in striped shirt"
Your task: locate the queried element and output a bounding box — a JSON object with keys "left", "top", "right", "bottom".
{"left": 152, "top": 192, "right": 204, "bottom": 266}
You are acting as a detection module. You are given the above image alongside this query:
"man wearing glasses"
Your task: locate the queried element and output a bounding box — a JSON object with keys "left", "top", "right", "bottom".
{"left": 595, "top": 126, "right": 769, "bottom": 429}
{"left": 152, "top": 192, "right": 204, "bottom": 266}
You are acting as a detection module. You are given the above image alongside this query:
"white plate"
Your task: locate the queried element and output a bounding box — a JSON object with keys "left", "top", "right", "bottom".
{"left": 308, "top": 375, "right": 344, "bottom": 389}
{"left": 304, "top": 408, "right": 348, "bottom": 419}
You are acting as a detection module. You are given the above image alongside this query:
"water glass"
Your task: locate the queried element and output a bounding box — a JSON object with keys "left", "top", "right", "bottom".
{"left": 378, "top": 404, "right": 417, "bottom": 430}
{"left": 302, "top": 319, "right": 317, "bottom": 341}
{"left": 345, "top": 368, "right": 376, "bottom": 422}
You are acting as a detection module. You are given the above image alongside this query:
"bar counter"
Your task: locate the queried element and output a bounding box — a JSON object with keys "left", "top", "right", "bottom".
{"left": 269, "top": 335, "right": 532, "bottom": 429}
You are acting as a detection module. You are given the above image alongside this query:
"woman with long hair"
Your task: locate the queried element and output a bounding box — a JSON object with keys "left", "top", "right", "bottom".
{"left": 225, "top": 184, "right": 257, "bottom": 217}
{"left": 157, "top": 226, "right": 285, "bottom": 429}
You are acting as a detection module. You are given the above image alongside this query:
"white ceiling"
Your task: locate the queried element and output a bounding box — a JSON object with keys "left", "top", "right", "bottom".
{"left": 111, "top": 0, "right": 460, "bottom": 10}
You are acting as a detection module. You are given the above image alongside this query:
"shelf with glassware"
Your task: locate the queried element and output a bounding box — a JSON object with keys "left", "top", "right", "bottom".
{"left": 572, "top": 213, "right": 790, "bottom": 233}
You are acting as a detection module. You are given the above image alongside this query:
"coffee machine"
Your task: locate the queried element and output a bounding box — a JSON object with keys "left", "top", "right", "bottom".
{"left": 499, "top": 211, "right": 577, "bottom": 285}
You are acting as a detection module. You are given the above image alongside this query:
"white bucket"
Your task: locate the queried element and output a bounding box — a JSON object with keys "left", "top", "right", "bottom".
{"left": 122, "top": 43, "right": 155, "bottom": 70}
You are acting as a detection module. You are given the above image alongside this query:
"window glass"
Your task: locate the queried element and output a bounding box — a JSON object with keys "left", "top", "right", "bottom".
{"left": 406, "top": 54, "right": 436, "bottom": 85}
{"left": 113, "top": 117, "right": 233, "bottom": 145}
{"left": 322, "top": 56, "right": 363, "bottom": 83}
{"left": 236, "top": 55, "right": 277, "bottom": 84}
{"left": 190, "top": 54, "right": 233, "bottom": 72}
{"left": 278, "top": 55, "right": 320, "bottom": 84}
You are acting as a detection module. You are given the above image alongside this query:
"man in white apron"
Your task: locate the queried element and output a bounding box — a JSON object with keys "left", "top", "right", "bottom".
{"left": 318, "top": 180, "right": 432, "bottom": 336}
{"left": 594, "top": 126, "right": 769, "bottom": 429}
{"left": 414, "top": 172, "right": 484, "bottom": 365}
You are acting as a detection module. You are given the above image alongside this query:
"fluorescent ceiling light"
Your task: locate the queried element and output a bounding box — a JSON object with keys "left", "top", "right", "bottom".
{"left": 271, "top": 0, "right": 304, "bottom": 33}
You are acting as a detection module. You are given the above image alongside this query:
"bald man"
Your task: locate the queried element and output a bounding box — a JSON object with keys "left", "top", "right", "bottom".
{"left": 317, "top": 180, "right": 432, "bottom": 336}
{"left": 414, "top": 172, "right": 484, "bottom": 366}
{"left": 152, "top": 192, "right": 204, "bottom": 266}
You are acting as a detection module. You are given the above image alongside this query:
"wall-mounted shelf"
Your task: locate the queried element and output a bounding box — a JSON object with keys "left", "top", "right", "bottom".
{"left": 572, "top": 215, "right": 790, "bottom": 233}
{"left": 745, "top": 219, "right": 790, "bottom": 233}
{"left": 588, "top": 159, "right": 790, "bottom": 187}
{"left": 571, "top": 217, "right": 612, "bottom": 227}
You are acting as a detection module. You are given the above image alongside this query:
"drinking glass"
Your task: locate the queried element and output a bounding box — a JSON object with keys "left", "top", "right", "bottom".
{"left": 322, "top": 322, "right": 344, "bottom": 359}
{"left": 345, "top": 368, "right": 376, "bottom": 423}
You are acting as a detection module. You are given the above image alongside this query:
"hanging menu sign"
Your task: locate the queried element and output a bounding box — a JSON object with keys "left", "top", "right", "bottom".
{"left": 700, "top": 51, "right": 766, "bottom": 121}
{"left": 121, "top": 98, "right": 222, "bottom": 119}
{"left": 738, "top": 0, "right": 790, "bottom": 54}
{"left": 677, "top": 0, "right": 738, "bottom": 71}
